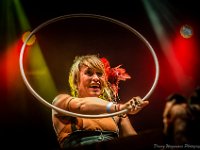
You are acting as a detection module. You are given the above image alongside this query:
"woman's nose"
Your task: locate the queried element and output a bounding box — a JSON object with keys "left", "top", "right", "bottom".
{"left": 92, "top": 74, "right": 99, "bottom": 81}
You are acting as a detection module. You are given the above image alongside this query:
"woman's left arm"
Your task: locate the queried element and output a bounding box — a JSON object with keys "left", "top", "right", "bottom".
{"left": 118, "top": 116, "right": 137, "bottom": 137}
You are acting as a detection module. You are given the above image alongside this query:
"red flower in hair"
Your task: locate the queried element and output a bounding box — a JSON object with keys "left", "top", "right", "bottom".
{"left": 101, "top": 57, "right": 131, "bottom": 99}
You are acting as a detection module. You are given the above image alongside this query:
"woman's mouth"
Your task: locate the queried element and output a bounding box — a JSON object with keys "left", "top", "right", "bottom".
{"left": 89, "top": 83, "right": 101, "bottom": 90}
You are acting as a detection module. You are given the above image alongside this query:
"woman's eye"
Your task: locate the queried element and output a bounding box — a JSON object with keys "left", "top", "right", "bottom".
{"left": 85, "top": 69, "right": 103, "bottom": 77}
{"left": 96, "top": 72, "right": 103, "bottom": 77}
{"left": 85, "top": 70, "right": 93, "bottom": 76}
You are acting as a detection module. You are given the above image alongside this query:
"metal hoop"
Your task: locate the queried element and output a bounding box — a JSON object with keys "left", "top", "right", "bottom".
{"left": 19, "top": 13, "right": 159, "bottom": 118}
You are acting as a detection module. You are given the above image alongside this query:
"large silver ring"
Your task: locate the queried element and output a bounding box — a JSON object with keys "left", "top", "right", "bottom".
{"left": 19, "top": 13, "right": 159, "bottom": 118}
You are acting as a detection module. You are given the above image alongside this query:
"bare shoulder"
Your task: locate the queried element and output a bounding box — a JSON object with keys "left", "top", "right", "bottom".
{"left": 171, "top": 103, "right": 187, "bottom": 116}
{"left": 52, "top": 93, "right": 71, "bottom": 105}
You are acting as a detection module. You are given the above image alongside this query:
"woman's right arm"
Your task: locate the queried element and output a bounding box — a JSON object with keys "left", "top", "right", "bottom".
{"left": 52, "top": 94, "right": 117, "bottom": 115}
{"left": 52, "top": 94, "right": 74, "bottom": 111}
{"left": 52, "top": 94, "right": 149, "bottom": 116}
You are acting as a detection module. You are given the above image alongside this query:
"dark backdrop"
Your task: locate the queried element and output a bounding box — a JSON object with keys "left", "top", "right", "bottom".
{"left": 0, "top": 0, "right": 199, "bottom": 149}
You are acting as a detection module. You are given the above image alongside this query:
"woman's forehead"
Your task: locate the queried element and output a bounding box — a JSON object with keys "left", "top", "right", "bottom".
{"left": 80, "top": 64, "right": 102, "bottom": 72}
{"left": 80, "top": 65, "right": 89, "bottom": 71}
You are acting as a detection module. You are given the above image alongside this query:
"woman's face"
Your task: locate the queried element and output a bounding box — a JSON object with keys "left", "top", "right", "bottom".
{"left": 77, "top": 65, "right": 105, "bottom": 98}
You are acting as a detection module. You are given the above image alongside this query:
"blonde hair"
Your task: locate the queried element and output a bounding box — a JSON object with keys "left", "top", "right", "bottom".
{"left": 68, "top": 55, "right": 113, "bottom": 101}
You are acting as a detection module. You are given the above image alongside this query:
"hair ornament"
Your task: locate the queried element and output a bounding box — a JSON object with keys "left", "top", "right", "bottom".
{"left": 101, "top": 57, "right": 131, "bottom": 101}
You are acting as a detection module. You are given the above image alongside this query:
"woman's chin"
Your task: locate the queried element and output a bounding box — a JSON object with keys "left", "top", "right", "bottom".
{"left": 89, "top": 92, "right": 101, "bottom": 97}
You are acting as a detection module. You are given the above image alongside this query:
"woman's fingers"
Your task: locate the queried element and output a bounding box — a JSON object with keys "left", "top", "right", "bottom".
{"left": 128, "top": 96, "right": 149, "bottom": 114}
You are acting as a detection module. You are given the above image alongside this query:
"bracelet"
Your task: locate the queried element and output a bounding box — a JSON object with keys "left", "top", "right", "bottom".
{"left": 117, "top": 104, "right": 121, "bottom": 111}
{"left": 118, "top": 114, "right": 127, "bottom": 118}
{"left": 106, "top": 102, "right": 113, "bottom": 113}
{"left": 67, "top": 97, "right": 75, "bottom": 111}
{"left": 115, "top": 104, "right": 120, "bottom": 112}
{"left": 114, "top": 104, "right": 117, "bottom": 112}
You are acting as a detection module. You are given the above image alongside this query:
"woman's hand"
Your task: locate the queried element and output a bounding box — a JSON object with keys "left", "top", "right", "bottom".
{"left": 121, "top": 96, "right": 149, "bottom": 115}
